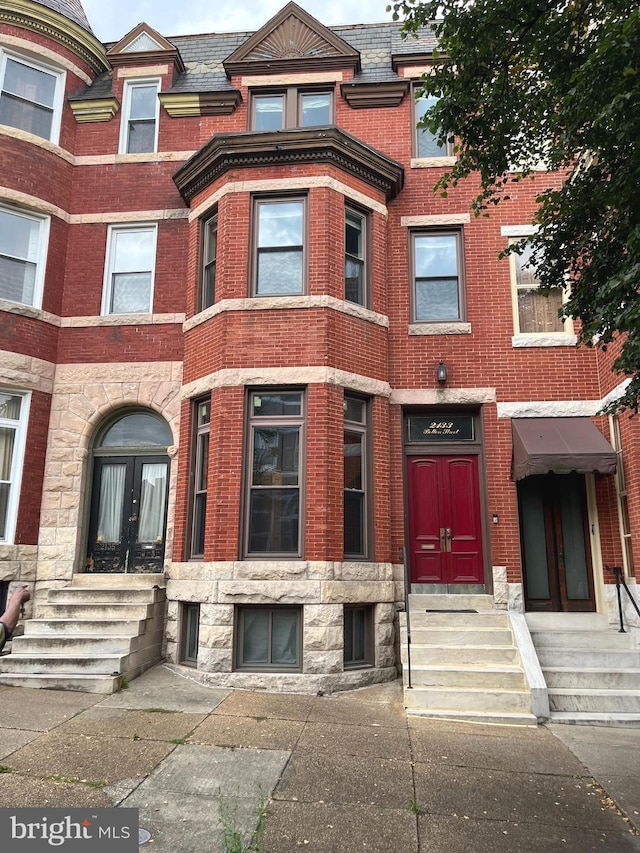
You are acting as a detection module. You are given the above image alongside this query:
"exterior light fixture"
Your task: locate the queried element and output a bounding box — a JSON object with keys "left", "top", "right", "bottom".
{"left": 436, "top": 360, "right": 447, "bottom": 384}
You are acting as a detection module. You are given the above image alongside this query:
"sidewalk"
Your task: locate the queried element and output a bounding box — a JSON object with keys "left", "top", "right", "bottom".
{"left": 0, "top": 665, "right": 638, "bottom": 852}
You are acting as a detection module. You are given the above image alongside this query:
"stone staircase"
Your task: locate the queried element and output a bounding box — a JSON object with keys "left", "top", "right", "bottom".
{"left": 0, "top": 574, "right": 166, "bottom": 694}
{"left": 400, "top": 594, "right": 538, "bottom": 725}
{"left": 527, "top": 612, "right": 640, "bottom": 725}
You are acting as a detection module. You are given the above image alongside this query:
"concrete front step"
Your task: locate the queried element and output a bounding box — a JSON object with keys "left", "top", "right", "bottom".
{"left": 401, "top": 644, "right": 520, "bottom": 666}
{"left": 12, "top": 634, "right": 140, "bottom": 655}
{"left": 0, "top": 653, "right": 126, "bottom": 675}
{"left": 37, "top": 603, "right": 153, "bottom": 620}
{"left": 536, "top": 647, "right": 640, "bottom": 668}
{"left": 403, "top": 685, "right": 532, "bottom": 714}
{"left": 548, "top": 711, "right": 640, "bottom": 727}
{"left": 408, "top": 593, "right": 495, "bottom": 611}
{"left": 71, "top": 573, "right": 165, "bottom": 588}
{"left": 403, "top": 611, "right": 510, "bottom": 628}
{"left": 544, "top": 667, "right": 640, "bottom": 690}
{"left": 0, "top": 673, "right": 121, "bottom": 693}
{"left": 407, "top": 708, "right": 538, "bottom": 726}
{"left": 24, "top": 618, "right": 146, "bottom": 636}
{"left": 549, "top": 688, "right": 640, "bottom": 713}
{"left": 402, "top": 664, "right": 526, "bottom": 690}
{"left": 530, "top": 630, "right": 635, "bottom": 650}
{"left": 401, "top": 627, "right": 513, "bottom": 645}
{"left": 48, "top": 587, "right": 164, "bottom": 604}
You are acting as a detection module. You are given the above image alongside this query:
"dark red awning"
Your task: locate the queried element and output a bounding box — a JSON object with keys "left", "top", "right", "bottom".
{"left": 511, "top": 418, "right": 616, "bottom": 481}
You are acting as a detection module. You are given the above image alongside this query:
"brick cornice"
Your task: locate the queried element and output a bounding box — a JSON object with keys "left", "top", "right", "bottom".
{"left": 0, "top": 0, "right": 109, "bottom": 74}
{"left": 173, "top": 126, "right": 404, "bottom": 204}
{"left": 159, "top": 90, "right": 242, "bottom": 118}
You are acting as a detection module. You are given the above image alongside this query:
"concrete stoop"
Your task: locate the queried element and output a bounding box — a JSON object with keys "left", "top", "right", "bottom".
{"left": 0, "top": 573, "right": 166, "bottom": 694}
{"left": 400, "top": 594, "right": 538, "bottom": 726}
{"left": 527, "top": 612, "right": 640, "bottom": 726}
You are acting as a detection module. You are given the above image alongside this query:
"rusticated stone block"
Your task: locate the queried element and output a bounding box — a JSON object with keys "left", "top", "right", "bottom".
{"left": 303, "top": 604, "right": 343, "bottom": 627}
{"left": 218, "top": 580, "right": 320, "bottom": 604}
{"left": 303, "top": 649, "right": 343, "bottom": 674}
{"left": 200, "top": 603, "right": 234, "bottom": 625}
{"left": 303, "top": 626, "right": 342, "bottom": 651}
{"left": 321, "top": 581, "right": 394, "bottom": 604}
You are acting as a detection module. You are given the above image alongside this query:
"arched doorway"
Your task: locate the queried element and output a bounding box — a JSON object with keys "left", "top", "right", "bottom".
{"left": 86, "top": 411, "right": 172, "bottom": 573}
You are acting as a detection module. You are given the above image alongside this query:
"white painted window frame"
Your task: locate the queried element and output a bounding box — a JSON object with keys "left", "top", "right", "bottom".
{"left": 118, "top": 77, "right": 161, "bottom": 155}
{"left": 0, "top": 389, "right": 31, "bottom": 545}
{"left": 0, "top": 48, "right": 65, "bottom": 144}
{"left": 101, "top": 222, "right": 157, "bottom": 316}
{"left": 0, "top": 203, "right": 50, "bottom": 309}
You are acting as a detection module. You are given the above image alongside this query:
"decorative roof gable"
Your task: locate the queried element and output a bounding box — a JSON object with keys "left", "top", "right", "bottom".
{"left": 107, "top": 22, "right": 185, "bottom": 72}
{"left": 223, "top": 1, "right": 360, "bottom": 77}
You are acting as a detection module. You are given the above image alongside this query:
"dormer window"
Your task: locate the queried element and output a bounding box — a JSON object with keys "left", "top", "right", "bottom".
{"left": 119, "top": 79, "right": 160, "bottom": 154}
{"left": 251, "top": 88, "right": 332, "bottom": 131}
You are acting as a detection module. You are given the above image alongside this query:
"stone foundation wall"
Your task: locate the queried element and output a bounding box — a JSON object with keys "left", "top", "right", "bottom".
{"left": 165, "top": 560, "right": 397, "bottom": 690}
{"left": 0, "top": 544, "right": 37, "bottom": 620}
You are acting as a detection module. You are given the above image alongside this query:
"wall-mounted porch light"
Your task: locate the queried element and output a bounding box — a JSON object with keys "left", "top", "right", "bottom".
{"left": 436, "top": 360, "right": 448, "bottom": 385}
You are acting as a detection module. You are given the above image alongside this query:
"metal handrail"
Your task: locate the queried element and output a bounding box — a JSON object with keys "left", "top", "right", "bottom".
{"left": 612, "top": 567, "right": 640, "bottom": 633}
{"left": 401, "top": 545, "right": 412, "bottom": 689}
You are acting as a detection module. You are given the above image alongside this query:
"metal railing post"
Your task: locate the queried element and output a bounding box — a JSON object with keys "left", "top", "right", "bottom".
{"left": 402, "top": 545, "right": 412, "bottom": 689}
{"left": 613, "top": 567, "right": 626, "bottom": 633}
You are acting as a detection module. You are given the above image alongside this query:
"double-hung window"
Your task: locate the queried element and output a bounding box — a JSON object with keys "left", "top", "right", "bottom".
{"left": 246, "top": 391, "right": 304, "bottom": 556}
{"left": 412, "top": 230, "right": 464, "bottom": 322}
{"left": 235, "top": 605, "right": 302, "bottom": 671}
{"left": 251, "top": 88, "right": 332, "bottom": 130}
{"left": 102, "top": 224, "right": 157, "bottom": 315}
{"left": 0, "top": 390, "right": 30, "bottom": 544}
{"left": 345, "top": 207, "right": 367, "bottom": 306}
{"left": 414, "top": 91, "right": 451, "bottom": 159}
{"left": 189, "top": 398, "right": 211, "bottom": 559}
{"left": 0, "top": 205, "right": 49, "bottom": 308}
{"left": 510, "top": 239, "right": 565, "bottom": 334}
{"left": 119, "top": 79, "right": 160, "bottom": 154}
{"left": 344, "top": 395, "right": 369, "bottom": 558}
{"left": 200, "top": 212, "right": 217, "bottom": 310}
{"left": 0, "top": 50, "right": 65, "bottom": 142}
{"left": 253, "top": 197, "right": 305, "bottom": 296}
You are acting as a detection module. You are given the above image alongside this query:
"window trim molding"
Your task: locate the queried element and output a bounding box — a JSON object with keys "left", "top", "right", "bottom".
{"left": 250, "top": 195, "right": 308, "bottom": 298}
{"left": 412, "top": 87, "right": 453, "bottom": 160}
{"left": 249, "top": 85, "right": 334, "bottom": 130}
{"left": 0, "top": 48, "right": 66, "bottom": 144}
{"left": 199, "top": 210, "right": 218, "bottom": 312}
{"left": 101, "top": 222, "right": 158, "bottom": 316}
{"left": 234, "top": 604, "right": 303, "bottom": 672}
{"left": 0, "top": 388, "right": 31, "bottom": 545}
{"left": 0, "top": 203, "right": 50, "bottom": 309}
{"left": 244, "top": 389, "right": 305, "bottom": 559}
{"left": 410, "top": 227, "right": 466, "bottom": 324}
{"left": 343, "top": 394, "right": 371, "bottom": 560}
{"left": 343, "top": 603, "right": 375, "bottom": 669}
{"left": 118, "top": 77, "right": 161, "bottom": 155}
{"left": 180, "top": 601, "right": 200, "bottom": 666}
{"left": 508, "top": 235, "right": 573, "bottom": 337}
{"left": 344, "top": 204, "right": 369, "bottom": 308}
{"left": 187, "top": 396, "right": 211, "bottom": 560}
{"left": 610, "top": 414, "right": 635, "bottom": 579}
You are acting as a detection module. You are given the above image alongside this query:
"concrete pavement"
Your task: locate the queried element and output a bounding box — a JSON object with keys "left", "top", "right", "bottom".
{"left": 0, "top": 665, "right": 638, "bottom": 851}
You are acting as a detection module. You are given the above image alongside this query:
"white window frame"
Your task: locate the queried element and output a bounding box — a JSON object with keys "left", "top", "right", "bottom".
{"left": 508, "top": 235, "right": 573, "bottom": 337}
{"left": 0, "top": 204, "right": 50, "bottom": 309}
{"left": 0, "top": 389, "right": 30, "bottom": 545}
{"left": 101, "top": 223, "right": 157, "bottom": 316}
{"left": 118, "top": 78, "right": 160, "bottom": 155}
{"left": 0, "top": 49, "right": 65, "bottom": 144}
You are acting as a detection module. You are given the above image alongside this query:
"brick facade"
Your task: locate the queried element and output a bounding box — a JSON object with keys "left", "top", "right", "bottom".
{"left": 1, "top": 0, "right": 638, "bottom": 691}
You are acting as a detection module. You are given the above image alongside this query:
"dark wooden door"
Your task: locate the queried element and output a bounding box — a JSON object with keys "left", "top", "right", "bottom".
{"left": 407, "top": 455, "right": 484, "bottom": 585}
{"left": 87, "top": 455, "right": 169, "bottom": 573}
{"left": 518, "top": 473, "right": 595, "bottom": 611}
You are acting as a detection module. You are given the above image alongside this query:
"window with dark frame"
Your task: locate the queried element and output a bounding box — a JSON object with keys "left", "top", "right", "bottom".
{"left": 235, "top": 605, "right": 302, "bottom": 671}
{"left": 345, "top": 207, "right": 367, "bottom": 306}
{"left": 180, "top": 602, "right": 200, "bottom": 666}
{"left": 253, "top": 197, "right": 305, "bottom": 296}
{"left": 412, "top": 230, "right": 464, "bottom": 322}
{"left": 251, "top": 87, "right": 332, "bottom": 130}
{"left": 344, "top": 395, "right": 369, "bottom": 558}
{"left": 344, "top": 604, "right": 374, "bottom": 668}
{"left": 189, "top": 397, "right": 211, "bottom": 559}
{"left": 246, "top": 391, "right": 304, "bottom": 556}
{"left": 200, "top": 212, "right": 217, "bottom": 310}
{"left": 413, "top": 89, "right": 452, "bottom": 159}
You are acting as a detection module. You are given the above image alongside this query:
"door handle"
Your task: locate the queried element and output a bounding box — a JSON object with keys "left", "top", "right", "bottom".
{"left": 129, "top": 515, "right": 138, "bottom": 523}
{"left": 439, "top": 528, "right": 446, "bottom": 552}
{"left": 445, "top": 528, "right": 452, "bottom": 552}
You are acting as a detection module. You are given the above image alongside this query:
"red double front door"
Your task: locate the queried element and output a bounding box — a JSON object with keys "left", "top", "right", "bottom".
{"left": 407, "top": 455, "right": 484, "bottom": 585}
